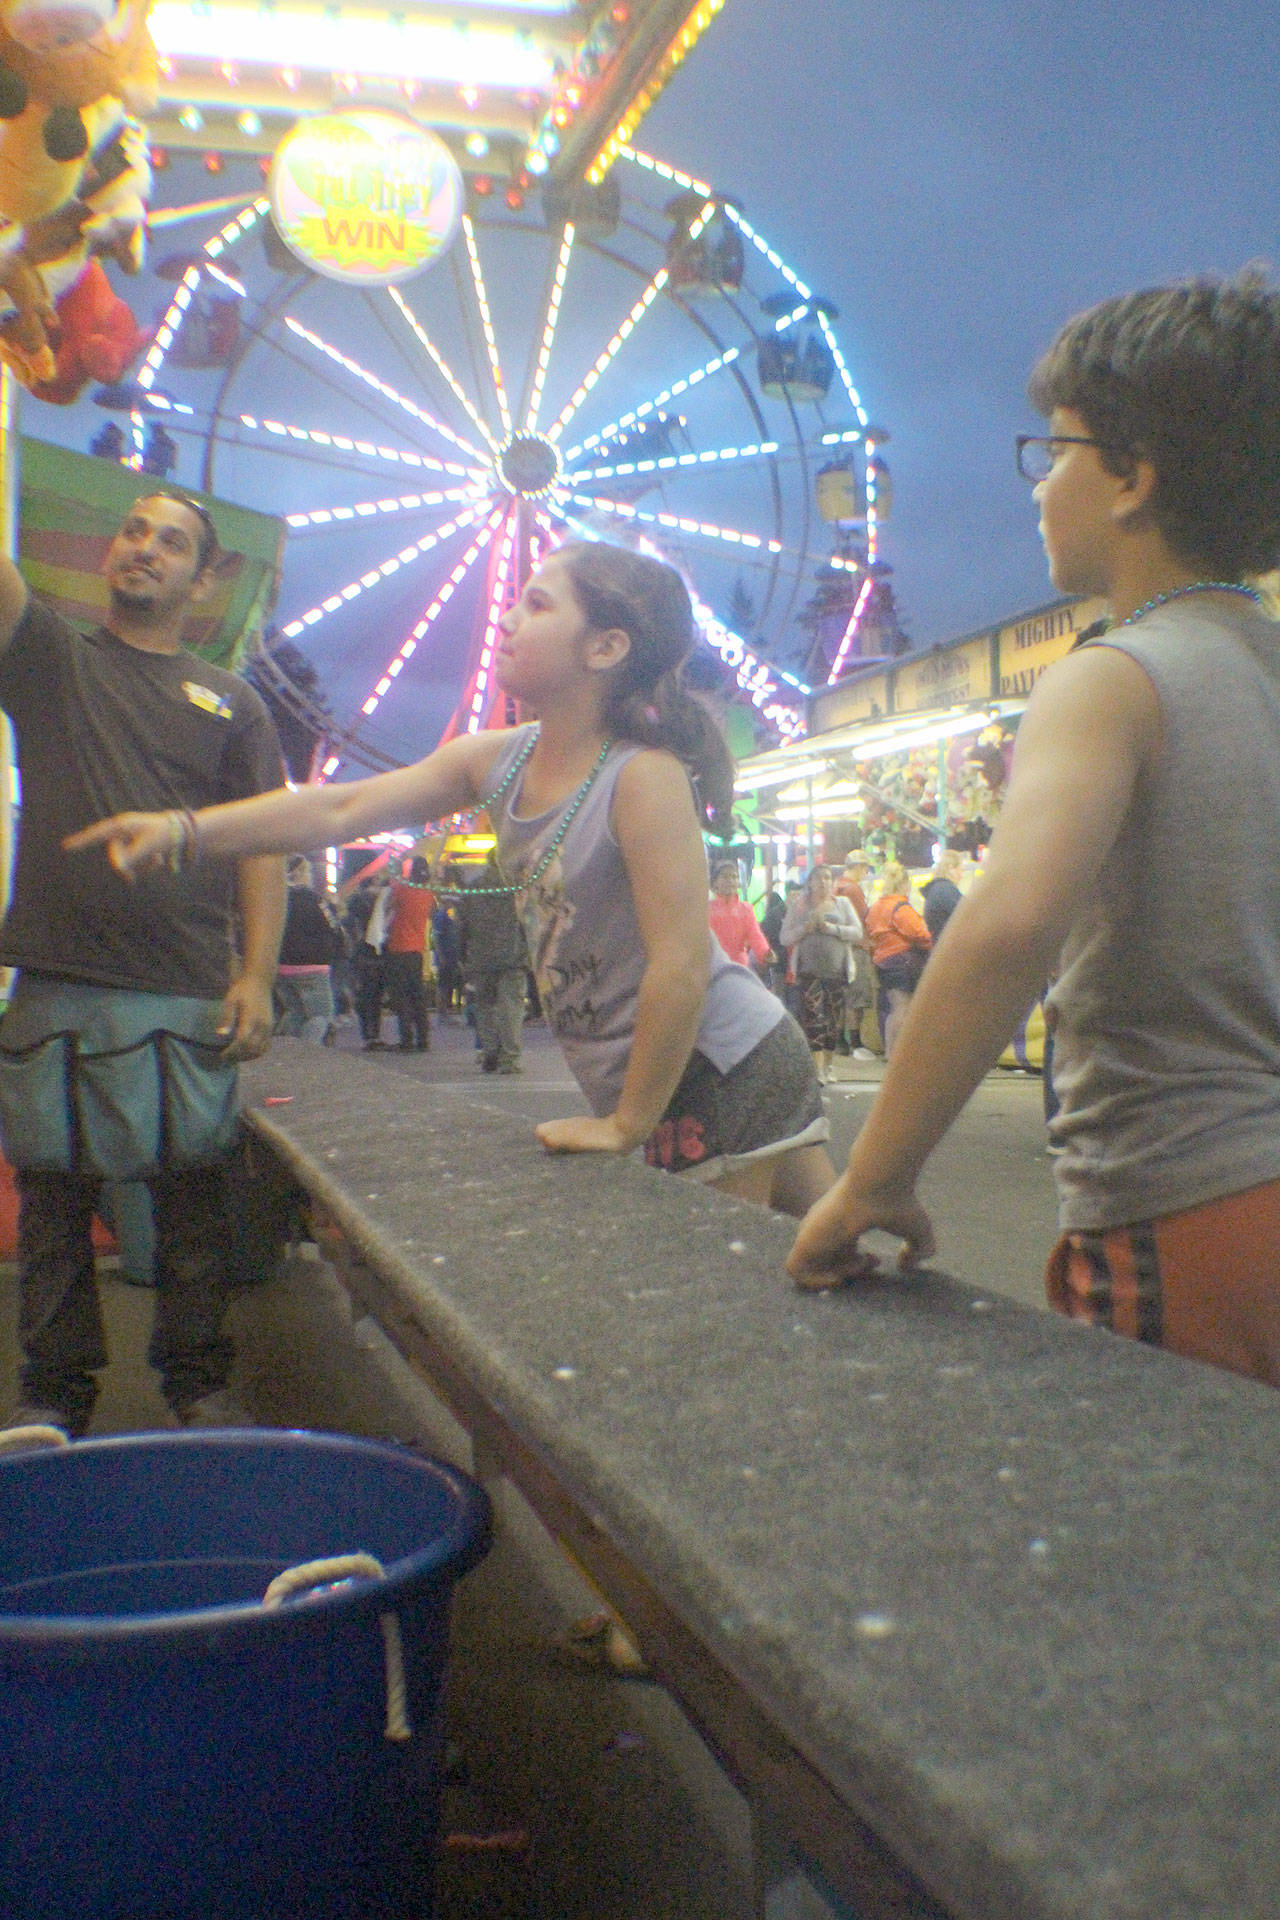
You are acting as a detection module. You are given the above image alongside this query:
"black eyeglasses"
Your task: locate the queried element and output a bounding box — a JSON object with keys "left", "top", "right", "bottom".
{"left": 1015, "top": 435, "right": 1114, "bottom": 483}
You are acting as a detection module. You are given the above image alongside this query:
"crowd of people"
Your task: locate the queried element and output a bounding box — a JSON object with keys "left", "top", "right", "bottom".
{"left": 277, "top": 814, "right": 959, "bottom": 1092}
{"left": 2, "top": 267, "right": 1279, "bottom": 1442}
{"left": 707, "top": 847, "right": 971, "bottom": 1081}
{"left": 276, "top": 851, "right": 534, "bottom": 1069}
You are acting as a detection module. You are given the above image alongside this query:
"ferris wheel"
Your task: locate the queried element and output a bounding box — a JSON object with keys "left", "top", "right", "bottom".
{"left": 135, "top": 145, "right": 883, "bottom": 768}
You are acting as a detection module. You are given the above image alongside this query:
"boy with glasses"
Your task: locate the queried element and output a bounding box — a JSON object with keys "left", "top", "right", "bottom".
{"left": 789, "top": 272, "right": 1280, "bottom": 1388}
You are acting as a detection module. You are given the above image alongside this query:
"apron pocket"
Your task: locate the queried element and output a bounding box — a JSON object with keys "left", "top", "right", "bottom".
{"left": 0, "top": 1032, "right": 75, "bottom": 1171}
{"left": 159, "top": 1033, "right": 240, "bottom": 1167}
{"left": 76, "top": 1038, "right": 163, "bottom": 1181}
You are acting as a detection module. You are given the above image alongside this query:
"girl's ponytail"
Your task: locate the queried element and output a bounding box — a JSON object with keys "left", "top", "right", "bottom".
{"left": 605, "top": 672, "right": 736, "bottom": 837}
{"left": 556, "top": 541, "right": 738, "bottom": 837}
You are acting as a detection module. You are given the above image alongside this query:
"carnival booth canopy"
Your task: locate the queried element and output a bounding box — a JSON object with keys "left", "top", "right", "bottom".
{"left": 144, "top": 0, "right": 730, "bottom": 189}
{"left": 18, "top": 437, "right": 281, "bottom": 672}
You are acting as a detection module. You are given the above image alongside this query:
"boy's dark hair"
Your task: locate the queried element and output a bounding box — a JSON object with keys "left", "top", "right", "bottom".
{"left": 1028, "top": 269, "right": 1280, "bottom": 578}
{"left": 134, "top": 489, "right": 220, "bottom": 573}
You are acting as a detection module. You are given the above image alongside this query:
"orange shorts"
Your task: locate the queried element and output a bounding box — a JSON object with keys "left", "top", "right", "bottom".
{"left": 1045, "top": 1178, "right": 1280, "bottom": 1389}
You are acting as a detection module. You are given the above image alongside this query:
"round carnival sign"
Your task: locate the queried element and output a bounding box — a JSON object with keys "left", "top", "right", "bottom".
{"left": 268, "top": 109, "right": 464, "bottom": 286}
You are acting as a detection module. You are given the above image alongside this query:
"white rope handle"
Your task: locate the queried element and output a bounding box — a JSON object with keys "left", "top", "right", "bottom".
{"left": 262, "top": 1553, "right": 411, "bottom": 1742}
{"left": 0, "top": 1424, "right": 71, "bottom": 1453}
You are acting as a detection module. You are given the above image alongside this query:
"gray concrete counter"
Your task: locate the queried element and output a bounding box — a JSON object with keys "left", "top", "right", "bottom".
{"left": 242, "top": 1044, "right": 1280, "bottom": 1920}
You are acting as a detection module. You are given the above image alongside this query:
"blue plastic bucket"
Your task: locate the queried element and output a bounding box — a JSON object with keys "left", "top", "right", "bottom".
{"left": 0, "top": 1428, "right": 491, "bottom": 1920}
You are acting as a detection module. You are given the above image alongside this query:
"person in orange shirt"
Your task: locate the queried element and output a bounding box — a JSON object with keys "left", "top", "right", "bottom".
{"left": 707, "top": 861, "right": 771, "bottom": 972}
{"left": 862, "top": 863, "right": 931, "bottom": 1058}
{"left": 383, "top": 855, "right": 435, "bottom": 1051}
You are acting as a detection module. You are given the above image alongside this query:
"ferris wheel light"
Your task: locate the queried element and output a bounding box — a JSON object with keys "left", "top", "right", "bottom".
{"left": 461, "top": 214, "right": 513, "bottom": 440}
{"left": 285, "top": 316, "right": 490, "bottom": 466}
{"left": 718, "top": 201, "right": 813, "bottom": 306}
{"left": 563, "top": 343, "right": 745, "bottom": 464}
{"left": 347, "top": 510, "right": 505, "bottom": 729}
{"left": 619, "top": 146, "right": 712, "bottom": 199}
{"left": 815, "top": 309, "right": 869, "bottom": 430}
{"left": 385, "top": 288, "right": 495, "bottom": 454}
{"left": 284, "top": 486, "right": 472, "bottom": 531}
{"left": 234, "top": 413, "right": 481, "bottom": 481}
{"left": 524, "top": 222, "right": 576, "bottom": 434}
{"left": 466, "top": 510, "right": 520, "bottom": 733}
{"left": 280, "top": 506, "right": 487, "bottom": 641}
{"left": 204, "top": 263, "right": 246, "bottom": 297}
{"left": 569, "top": 440, "right": 778, "bottom": 483}
{"left": 567, "top": 492, "right": 775, "bottom": 555}
{"left": 826, "top": 576, "right": 876, "bottom": 684}
{"left": 548, "top": 240, "right": 704, "bottom": 444}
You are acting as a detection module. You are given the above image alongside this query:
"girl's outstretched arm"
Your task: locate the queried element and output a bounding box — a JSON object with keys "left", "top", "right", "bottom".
{"left": 536, "top": 749, "right": 709, "bottom": 1156}
{"left": 64, "top": 731, "right": 509, "bottom": 875}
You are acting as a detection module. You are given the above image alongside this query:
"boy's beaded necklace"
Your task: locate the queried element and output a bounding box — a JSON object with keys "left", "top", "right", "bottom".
{"left": 1117, "top": 581, "right": 1262, "bottom": 628}
{"left": 443, "top": 726, "right": 613, "bottom": 898}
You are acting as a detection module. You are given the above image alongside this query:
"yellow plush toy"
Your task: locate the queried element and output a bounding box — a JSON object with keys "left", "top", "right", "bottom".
{"left": 0, "top": 0, "right": 156, "bottom": 161}
{"left": 0, "top": 0, "right": 154, "bottom": 388}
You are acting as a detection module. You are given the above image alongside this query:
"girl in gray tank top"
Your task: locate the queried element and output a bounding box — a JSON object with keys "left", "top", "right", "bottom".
{"left": 474, "top": 542, "right": 834, "bottom": 1216}
{"left": 72, "top": 542, "right": 836, "bottom": 1223}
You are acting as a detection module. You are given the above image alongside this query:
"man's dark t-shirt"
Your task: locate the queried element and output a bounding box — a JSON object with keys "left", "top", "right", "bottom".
{"left": 0, "top": 598, "right": 284, "bottom": 998}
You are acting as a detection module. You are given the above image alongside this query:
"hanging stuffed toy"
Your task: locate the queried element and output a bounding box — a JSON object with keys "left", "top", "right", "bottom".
{"left": 0, "top": 0, "right": 154, "bottom": 395}
{"left": 0, "top": 0, "right": 156, "bottom": 162}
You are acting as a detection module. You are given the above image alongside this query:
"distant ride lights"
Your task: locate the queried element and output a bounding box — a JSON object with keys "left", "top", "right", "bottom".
{"left": 143, "top": 142, "right": 883, "bottom": 758}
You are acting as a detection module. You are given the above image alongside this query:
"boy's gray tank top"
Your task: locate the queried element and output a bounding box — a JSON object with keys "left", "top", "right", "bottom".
{"left": 487, "top": 726, "right": 782, "bottom": 1117}
{"left": 1047, "top": 599, "right": 1280, "bottom": 1230}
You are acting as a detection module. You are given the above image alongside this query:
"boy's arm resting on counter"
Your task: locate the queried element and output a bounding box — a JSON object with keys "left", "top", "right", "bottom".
{"left": 787, "top": 645, "right": 1161, "bottom": 1289}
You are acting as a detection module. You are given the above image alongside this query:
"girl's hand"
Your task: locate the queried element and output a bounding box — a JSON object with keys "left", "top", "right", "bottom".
{"left": 64, "top": 812, "right": 174, "bottom": 877}
{"left": 535, "top": 1114, "right": 634, "bottom": 1155}
{"left": 786, "top": 1169, "right": 936, "bottom": 1291}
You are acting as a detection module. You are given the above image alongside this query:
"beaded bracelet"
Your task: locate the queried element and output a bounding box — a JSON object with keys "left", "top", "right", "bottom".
{"left": 165, "top": 809, "right": 201, "bottom": 873}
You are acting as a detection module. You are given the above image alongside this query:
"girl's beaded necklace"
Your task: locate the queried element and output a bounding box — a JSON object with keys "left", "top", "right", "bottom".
{"left": 1117, "top": 580, "right": 1262, "bottom": 628}
{"left": 438, "top": 726, "right": 612, "bottom": 898}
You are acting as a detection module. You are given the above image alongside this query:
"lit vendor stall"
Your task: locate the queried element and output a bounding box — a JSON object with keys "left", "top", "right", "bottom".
{"left": 731, "top": 591, "right": 1110, "bottom": 1071}
{"left": 733, "top": 590, "right": 1108, "bottom": 882}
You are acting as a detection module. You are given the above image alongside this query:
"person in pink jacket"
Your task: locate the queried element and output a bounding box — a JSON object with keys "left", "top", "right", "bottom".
{"left": 707, "top": 861, "right": 771, "bottom": 972}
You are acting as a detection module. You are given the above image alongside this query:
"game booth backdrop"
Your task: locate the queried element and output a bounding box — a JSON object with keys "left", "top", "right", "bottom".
{"left": 16, "top": 436, "right": 283, "bottom": 672}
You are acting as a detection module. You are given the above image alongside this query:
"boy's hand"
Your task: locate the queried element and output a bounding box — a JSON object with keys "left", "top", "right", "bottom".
{"left": 535, "top": 1114, "right": 634, "bottom": 1156}
{"left": 64, "top": 812, "right": 173, "bottom": 877}
{"left": 786, "top": 1170, "right": 936, "bottom": 1291}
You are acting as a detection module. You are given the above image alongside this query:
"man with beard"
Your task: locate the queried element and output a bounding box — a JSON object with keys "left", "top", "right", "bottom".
{"left": 0, "top": 491, "right": 285, "bottom": 1436}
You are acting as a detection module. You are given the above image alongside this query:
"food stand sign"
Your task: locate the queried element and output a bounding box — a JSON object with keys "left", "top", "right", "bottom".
{"left": 268, "top": 109, "right": 463, "bottom": 286}
{"left": 895, "top": 637, "right": 994, "bottom": 716}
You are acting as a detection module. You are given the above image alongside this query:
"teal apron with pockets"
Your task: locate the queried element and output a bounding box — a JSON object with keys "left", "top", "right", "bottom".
{"left": 0, "top": 976, "right": 239, "bottom": 1180}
